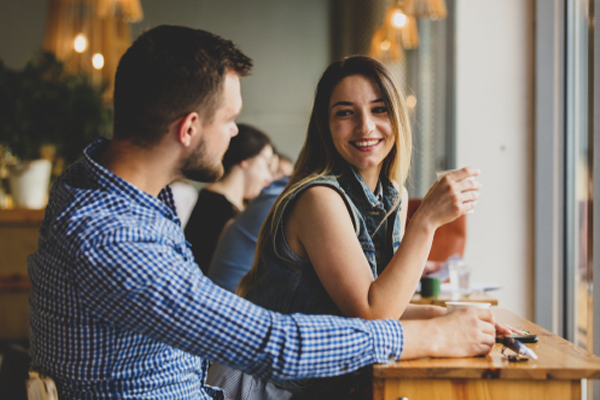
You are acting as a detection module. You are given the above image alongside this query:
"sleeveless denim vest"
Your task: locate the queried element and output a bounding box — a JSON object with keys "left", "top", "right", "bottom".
{"left": 245, "top": 165, "right": 402, "bottom": 318}
{"left": 243, "top": 166, "right": 402, "bottom": 398}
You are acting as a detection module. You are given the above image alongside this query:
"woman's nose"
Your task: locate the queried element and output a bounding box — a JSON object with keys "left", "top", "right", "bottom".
{"left": 356, "top": 111, "right": 375, "bottom": 134}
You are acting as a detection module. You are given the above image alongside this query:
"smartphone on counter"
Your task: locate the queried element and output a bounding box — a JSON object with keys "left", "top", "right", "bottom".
{"left": 511, "top": 334, "right": 538, "bottom": 343}
{"left": 496, "top": 332, "right": 539, "bottom": 344}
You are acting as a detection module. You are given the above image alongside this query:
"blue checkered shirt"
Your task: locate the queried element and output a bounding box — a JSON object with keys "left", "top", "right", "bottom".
{"left": 28, "top": 138, "right": 404, "bottom": 399}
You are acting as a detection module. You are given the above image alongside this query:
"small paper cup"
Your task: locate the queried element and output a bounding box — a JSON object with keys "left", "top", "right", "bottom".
{"left": 445, "top": 301, "right": 491, "bottom": 313}
{"left": 436, "top": 169, "right": 477, "bottom": 182}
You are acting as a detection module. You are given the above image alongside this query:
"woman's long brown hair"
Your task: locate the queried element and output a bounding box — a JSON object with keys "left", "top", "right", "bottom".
{"left": 237, "top": 56, "right": 412, "bottom": 297}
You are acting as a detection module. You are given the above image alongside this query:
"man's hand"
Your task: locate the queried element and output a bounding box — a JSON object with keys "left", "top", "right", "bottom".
{"left": 495, "top": 322, "right": 522, "bottom": 336}
{"left": 400, "top": 308, "right": 496, "bottom": 359}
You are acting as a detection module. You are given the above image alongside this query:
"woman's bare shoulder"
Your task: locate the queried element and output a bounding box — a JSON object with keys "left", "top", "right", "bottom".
{"left": 284, "top": 183, "right": 354, "bottom": 258}
{"left": 293, "top": 184, "right": 346, "bottom": 213}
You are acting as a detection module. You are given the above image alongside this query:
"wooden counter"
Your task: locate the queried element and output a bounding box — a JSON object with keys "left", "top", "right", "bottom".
{"left": 372, "top": 308, "right": 600, "bottom": 400}
{"left": 0, "top": 208, "right": 45, "bottom": 225}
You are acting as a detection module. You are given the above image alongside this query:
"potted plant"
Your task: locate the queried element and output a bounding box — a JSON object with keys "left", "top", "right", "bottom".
{"left": 0, "top": 53, "right": 112, "bottom": 209}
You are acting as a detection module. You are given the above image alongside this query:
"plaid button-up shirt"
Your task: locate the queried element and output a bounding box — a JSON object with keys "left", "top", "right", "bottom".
{"left": 28, "top": 138, "right": 404, "bottom": 399}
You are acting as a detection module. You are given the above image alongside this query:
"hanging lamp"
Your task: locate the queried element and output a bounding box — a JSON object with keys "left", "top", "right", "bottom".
{"left": 388, "top": 2, "right": 419, "bottom": 50}
{"left": 96, "top": 0, "right": 144, "bottom": 23}
{"left": 369, "top": 1, "right": 419, "bottom": 62}
{"left": 369, "top": 24, "right": 404, "bottom": 62}
{"left": 404, "top": 0, "right": 448, "bottom": 20}
{"left": 43, "top": 0, "right": 143, "bottom": 96}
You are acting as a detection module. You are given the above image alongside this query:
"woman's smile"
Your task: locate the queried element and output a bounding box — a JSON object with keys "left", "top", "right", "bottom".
{"left": 351, "top": 138, "right": 384, "bottom": 151}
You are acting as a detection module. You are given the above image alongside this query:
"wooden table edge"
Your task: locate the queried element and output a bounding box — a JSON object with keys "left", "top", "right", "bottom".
{"left": 373, "top": 308, "right": 600, "bottom": 381}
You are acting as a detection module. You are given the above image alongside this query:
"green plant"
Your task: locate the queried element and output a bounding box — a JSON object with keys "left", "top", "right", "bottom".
{"left": 0, "top": 52, "right": 112, "bottom": 166}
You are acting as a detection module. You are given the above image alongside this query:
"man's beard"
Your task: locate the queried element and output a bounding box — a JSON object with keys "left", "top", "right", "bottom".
{"left": 180, "top": 137, "right": 224, "bottom": 183}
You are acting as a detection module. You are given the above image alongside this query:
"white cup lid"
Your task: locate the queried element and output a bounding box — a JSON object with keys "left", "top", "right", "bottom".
{"left": 445, "top": 301, "right": 491, "bottom": 309}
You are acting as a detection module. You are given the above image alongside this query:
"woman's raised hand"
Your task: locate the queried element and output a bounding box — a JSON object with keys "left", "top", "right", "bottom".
{"left": 413, "top": 166, "right": 480, "bottom": 231}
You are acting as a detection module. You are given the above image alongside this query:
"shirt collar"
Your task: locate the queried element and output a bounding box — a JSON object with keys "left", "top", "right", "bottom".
{"left": 339, "top": 164, "right": 399, "bottom": 209}
{"left": 83, "top": 138, "right": 178, "bottom": 220}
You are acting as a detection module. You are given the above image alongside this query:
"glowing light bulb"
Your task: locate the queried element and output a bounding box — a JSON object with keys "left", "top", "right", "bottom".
{"left": 380, "top": 40, "right": 391, "bottom": 51}
{"left": 406, "top": 95, "right": 417, "bottom": 109}
{"left": 74, "top": 34, "right": 87, "bottom": 53}
{"left": 92, "top": 53, "right": 104, "bottom": 69}
{"left": 392, "top": 10, "right": 407, "bottom": 28}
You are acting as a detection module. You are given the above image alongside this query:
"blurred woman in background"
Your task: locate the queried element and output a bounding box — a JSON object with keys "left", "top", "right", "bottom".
{"left": 185, "top": 123, "right": 275, "bottom": 274}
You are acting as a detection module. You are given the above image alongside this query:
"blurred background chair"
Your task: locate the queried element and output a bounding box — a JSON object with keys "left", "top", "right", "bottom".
{"left": 0, "top": 338, "right": 31, "bottom": 400}
{"left": 406, "top": 198, "right": 466, "bottom": 262}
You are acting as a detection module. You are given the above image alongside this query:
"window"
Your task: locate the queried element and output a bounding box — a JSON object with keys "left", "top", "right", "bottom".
{"left": 534, "top": 0, "right": 597, "bottom": 397}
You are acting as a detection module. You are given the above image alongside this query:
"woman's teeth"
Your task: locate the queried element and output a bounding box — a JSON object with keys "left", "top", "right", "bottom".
{"left": 353, "top": 139, "right": 380, "bottom": 148}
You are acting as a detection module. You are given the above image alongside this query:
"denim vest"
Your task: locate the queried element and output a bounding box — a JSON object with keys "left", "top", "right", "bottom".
{"left": 245, "top": 165, "right": 402, "bottom": 318}
{"left": 244, "top": 166, "right": 402, "bottom": 398}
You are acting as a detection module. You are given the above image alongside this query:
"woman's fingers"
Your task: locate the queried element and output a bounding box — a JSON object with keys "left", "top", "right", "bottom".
{"left": 415, "top": 166, "right": 482, "bottom": 229}
{"left": 463, "top": 189, "right": 480, "bottom": 201}
{"left": 444, "top": 166, "right": 480, "bottom": 181}
{"left": 437, "top": 169, "right": 480, "bottom": 209}
{"left": 438, "top": 170, "right": 480, "bottom": 193}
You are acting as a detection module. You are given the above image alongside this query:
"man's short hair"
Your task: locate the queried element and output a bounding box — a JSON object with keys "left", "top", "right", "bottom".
{"left": 113, "top": 25, "right": 252, "bottom": 147}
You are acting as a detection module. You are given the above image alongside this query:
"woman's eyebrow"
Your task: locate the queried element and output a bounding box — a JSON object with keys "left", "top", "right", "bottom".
{"left": 331, "top": 98, "right": 385, "bottom": 109}
{"left": 331, "top": 101, "right": 353, "bottom": 108}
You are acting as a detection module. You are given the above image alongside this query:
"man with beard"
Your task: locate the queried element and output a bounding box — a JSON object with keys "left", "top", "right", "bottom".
{"left": 27, "top": 25, "right": 496, "bottom": 399}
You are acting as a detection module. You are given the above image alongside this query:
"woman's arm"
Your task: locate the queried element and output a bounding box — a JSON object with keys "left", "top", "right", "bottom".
{"left": 285, "top": 167, "right": 480, "bottom": 321}
{"left": 400, "top": 304, "right": 447, "bottom": 320}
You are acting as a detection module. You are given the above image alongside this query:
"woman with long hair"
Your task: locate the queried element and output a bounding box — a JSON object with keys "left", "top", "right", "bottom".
{"left": 211, "top": 56, "right": 508, "bottom": 400}
{"left": 185, "top": 123, "right": 275, "bottom": 274}
{"left": 239, "top": 56, "right": 475, "bottom": 319}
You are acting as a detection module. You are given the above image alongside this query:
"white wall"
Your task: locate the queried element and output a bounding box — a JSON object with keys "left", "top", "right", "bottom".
{"left": 0, "top": 0, "right": 47, "bottom": 69}
{"left": 455, "top": 0, "right": 534, "bottom": 319}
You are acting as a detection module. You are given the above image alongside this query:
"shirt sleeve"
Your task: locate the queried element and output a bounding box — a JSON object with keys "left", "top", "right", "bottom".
{"left": 74, "top": 232, "right": 404, "bottom": 381}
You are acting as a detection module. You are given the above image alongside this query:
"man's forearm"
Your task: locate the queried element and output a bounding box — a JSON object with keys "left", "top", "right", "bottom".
{"left": 78, "top": 247, "right": 404, "bottom": 381}
{"left": 184, "top": 289, "right": 404, "bottom": 380}
{"left": 227, "top": 312, "right": 404, "bottom": 380}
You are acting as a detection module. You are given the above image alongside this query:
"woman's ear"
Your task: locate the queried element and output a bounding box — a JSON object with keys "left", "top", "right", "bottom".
{"left": 238, "top": 159, "right": 249, "bottom": 170}
{"left": 177, "top": 112, "right": 200, "bottom": 147}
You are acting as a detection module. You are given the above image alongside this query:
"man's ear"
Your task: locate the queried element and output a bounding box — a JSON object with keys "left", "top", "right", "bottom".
{"left": 178, "top": 112, "right": 200, "bottom": 147}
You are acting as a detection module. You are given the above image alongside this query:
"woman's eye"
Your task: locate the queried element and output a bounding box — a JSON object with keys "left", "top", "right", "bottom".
{"left": 372, "top": 106, "right": 388, "bottom": 114}
{"left": 334, "top": 109, "right": 352, "bottom": 117}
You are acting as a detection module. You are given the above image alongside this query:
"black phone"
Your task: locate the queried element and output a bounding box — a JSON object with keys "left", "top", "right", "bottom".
{"left": 512, "top": 334, "right": 538, "bottom": 343}
{"left": 496, "top": 334, "right": 538, "bottom": 343}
